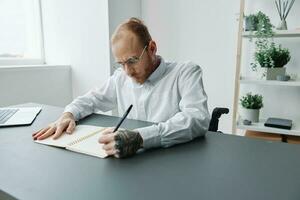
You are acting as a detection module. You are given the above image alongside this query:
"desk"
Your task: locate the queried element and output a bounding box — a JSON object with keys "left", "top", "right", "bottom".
{"left": 1, "top": 103, "right": 300, "bottom": 200}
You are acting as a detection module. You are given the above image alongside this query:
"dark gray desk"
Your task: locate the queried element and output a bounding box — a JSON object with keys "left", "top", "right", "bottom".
{"left": 1, "top": 103, "right": 300, "bottom": 200}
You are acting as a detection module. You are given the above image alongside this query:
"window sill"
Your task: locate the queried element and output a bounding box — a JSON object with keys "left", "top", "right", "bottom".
{"left": 0, "top": 58, "right": 45, "bottom": 66}
{"left": 0, "top": 64, "right": 71, "bottom": 71}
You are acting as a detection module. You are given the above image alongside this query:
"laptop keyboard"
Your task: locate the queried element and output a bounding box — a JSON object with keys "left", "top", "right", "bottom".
{"left": 0, "top": 109, "right": 19, "bottom": 124}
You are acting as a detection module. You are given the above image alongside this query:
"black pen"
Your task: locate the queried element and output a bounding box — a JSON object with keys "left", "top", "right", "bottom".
{"left": 113, "top": 104, "right": 133, "bottom": 132}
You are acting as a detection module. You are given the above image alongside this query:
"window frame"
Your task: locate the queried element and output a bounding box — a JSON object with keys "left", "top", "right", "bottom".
{"left": 0, "top": 0, "right": 45, "bottom": 66}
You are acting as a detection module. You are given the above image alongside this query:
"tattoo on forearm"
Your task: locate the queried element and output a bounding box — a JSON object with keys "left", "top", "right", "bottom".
{"left": 114, "top": 130, "right": 143, "bottom": 158}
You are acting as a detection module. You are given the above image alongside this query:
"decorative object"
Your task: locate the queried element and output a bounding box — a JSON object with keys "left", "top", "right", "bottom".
{"left": 252, "top": 42, "right": 291, "bottom": 80}
{"left": 258, "top": 67, "right": 286, "bottom": 80}
{"left": 248, "top": 12, "right": 275, "bottom": 70}
{"left": 288, "top": 73, "right": 298, "bottom": 80}
{"left": 264, "top": 117, "right": 293, "bottom": 130}
{"left": 276, "top": 74, "right": 291, "bottom": 81}
{"left": 243, "top": 119, "right": 252, "bottom": 125}
{"left": 275, "top": 0, "right": 296, "bottom": 30}
{"left": 245, "top": 11, "right": 274, "bottom": 39}
{"left": 247, "top": 11, "right": 278, "bottom": 80}
{"left": 254, "top": 43, "right": 290, "bottom": 68}
{"left": 253, "top": 11, "right": 274, "bottom": 39}
{"left": 240, "top": 93, "right": 263, "bottom": 123}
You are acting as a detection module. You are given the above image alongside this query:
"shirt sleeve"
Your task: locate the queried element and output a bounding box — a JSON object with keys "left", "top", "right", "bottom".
{"left": 64, "top": 69, "right": 120, "bottom": 121}
{"left": 136, "top": 64, "right": 210, "bottom": 149}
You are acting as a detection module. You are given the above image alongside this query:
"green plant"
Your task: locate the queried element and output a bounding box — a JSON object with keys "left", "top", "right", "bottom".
{"left": 244, "top": 14, "right": 259, "bottom": 31}
{"left": 247, "top": 11, "right": 291, "bottom": 71}
{"left": 252, "top": 42, "right": 291, "bottom": 69}
{"left": 240, "top": 93, "right": 263, "bottom": 109}
{"left": 254, "top": 11, "right": 274, "bottom": 39}
{"left": 246, "top": 11, "right": 274, "bottom": 42}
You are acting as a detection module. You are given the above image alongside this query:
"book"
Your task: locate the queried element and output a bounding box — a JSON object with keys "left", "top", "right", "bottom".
{"left": 264, "top": 117, "right": 293, "bottom": 130}
{"left": 35, "top": 125, "right": 108, "bottom": 158}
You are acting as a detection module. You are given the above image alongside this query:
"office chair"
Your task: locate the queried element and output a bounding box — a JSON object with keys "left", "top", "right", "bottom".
{"left": 208, "top": 107, "right": 229, "bottom": 132}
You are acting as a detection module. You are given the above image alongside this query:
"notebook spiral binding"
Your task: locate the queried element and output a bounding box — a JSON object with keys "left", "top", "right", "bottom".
{"left": 68, "top": 128, "right": 104, "bottom": 146}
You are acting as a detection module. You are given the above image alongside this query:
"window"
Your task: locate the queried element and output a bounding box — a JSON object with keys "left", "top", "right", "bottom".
{"left": 0, "top": 0, "right": 44, "bottom": 65}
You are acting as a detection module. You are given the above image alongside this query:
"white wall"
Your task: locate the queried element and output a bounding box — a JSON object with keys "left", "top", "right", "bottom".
{"left": 41, "top": 0, "right": 111, "bottom": 98}
{"left": 0, "top": 65, "right": 72, "bottom": 107}
{"left": 108, "top": 0, "right": 141, "bottom": 74}
{"left": 141, "top": 0, "right": 240, "bottom": 133}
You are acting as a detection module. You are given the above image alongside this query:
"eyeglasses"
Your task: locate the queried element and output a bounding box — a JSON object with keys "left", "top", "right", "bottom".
{"left": 114, "top": 45, "right": 148, "bottom": 69}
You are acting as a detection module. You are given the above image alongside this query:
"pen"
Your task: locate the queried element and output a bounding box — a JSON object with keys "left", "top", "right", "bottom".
{"left": 113, "top": 104, "right": 133, "bottom": 132}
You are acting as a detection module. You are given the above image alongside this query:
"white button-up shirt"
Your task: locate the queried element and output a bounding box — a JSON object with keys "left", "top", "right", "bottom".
{"left": 64, "top": 57, "right": 210, "bottom": 149}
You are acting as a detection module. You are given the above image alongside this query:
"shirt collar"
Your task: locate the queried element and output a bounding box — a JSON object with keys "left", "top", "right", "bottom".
{"left": 131, "top": 55, "right": 167, "bottom": 87}
{"left": 146, "top": 56, "right": 166, "bottom": 84}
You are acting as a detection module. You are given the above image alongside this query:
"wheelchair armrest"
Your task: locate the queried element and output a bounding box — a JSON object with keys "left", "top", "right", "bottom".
{"left": 208, "top": 107, "right": 229, "bottom": 132}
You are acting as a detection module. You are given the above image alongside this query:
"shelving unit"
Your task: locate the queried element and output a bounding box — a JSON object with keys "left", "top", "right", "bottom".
{"left": 242, "top": 30, "right": 300, "bottom": 38}
{"left": 232, "top": 0, "right": 300, "bottom": 136}
{"left": 240, "top": 77, "right": 300, "bottom": 87}
{"left": 237, "top": 119, "right": 300, "bottom": 136}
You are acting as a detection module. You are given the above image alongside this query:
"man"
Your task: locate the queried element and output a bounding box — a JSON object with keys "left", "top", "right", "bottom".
{"left": 32, "top": 18, "right": 210, "bottom": 158}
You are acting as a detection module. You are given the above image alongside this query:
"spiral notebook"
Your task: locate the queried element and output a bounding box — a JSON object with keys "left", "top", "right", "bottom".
{"left": 35, "top": 125, "right": 108, "bottom": 158}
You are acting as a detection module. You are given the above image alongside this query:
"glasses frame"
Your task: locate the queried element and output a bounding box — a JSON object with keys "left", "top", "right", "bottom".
{"left": 114, "top": 45, "right": 148, "bottom": 70}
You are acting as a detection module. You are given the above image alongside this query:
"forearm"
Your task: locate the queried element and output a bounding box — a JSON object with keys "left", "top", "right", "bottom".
{"left": 64, "top": 81, "right": 118, "bottom": 121}
{"left": 64, "top": 93, "right": 98, "bottom": 121}
{"left": 64, "top": 71, "right": 120, "bottom": 121}
{"left": 136, "top": 109, "right": 210, "bottom": 149}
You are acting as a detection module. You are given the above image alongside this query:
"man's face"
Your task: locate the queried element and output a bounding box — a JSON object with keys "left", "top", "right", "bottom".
{"left": 112, "top": 31, "right": 153, "bottom": 84}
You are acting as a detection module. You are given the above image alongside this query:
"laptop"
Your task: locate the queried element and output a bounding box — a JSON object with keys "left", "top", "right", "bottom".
{"left": 0, "top": 107, "right": 42, "bottom": 127}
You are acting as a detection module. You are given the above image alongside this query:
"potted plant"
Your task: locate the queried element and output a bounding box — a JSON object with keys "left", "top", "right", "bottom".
{"left": 248, "top": 11, "right": 291, "bottom": 80}
{"left": 245, "top": 11, "right": 274, "bottom": 38}
{"left": 244, "top": 14, "right": 259, "bottom": 31}
{"left": 252, "top": 42, "right": 291, "bottom": 80}
{"left": 240, "top": 93, "right": 263, "bottom": 123}
{"left": 254, "top": 11, "right": 274, "bottom": 38}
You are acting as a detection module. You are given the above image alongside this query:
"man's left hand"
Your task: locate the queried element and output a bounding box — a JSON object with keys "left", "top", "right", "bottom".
{"left": 98, "top": 128, "right": 143, "bottom": 158}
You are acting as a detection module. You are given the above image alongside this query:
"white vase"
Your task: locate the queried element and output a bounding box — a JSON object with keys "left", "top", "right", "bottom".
{"left": 277, "top": 19, "right": 288, "bottom": 30}
{"left": 240, "top": 108, "right": 260, "bottom": 123}
{"left": 257, "top": 67, "right": 286, "bottom": 80}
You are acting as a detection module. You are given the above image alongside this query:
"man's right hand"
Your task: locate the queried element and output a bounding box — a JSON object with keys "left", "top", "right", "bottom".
{"left": 32, "top": 112, "right": 76, "bottom": 140}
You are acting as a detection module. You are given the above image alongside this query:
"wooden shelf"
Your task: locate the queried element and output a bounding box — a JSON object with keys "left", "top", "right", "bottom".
{"left": 237, "top": 119, "right": 300, "bottom": 136}
{"left": 232, "top": 0, "right": 300, "bottom": 134}
{"left": 242, "top": 30, "right": 300, "bottom": 38}
{"left": 240, "top": 77, "right": 300, "bottom": 87}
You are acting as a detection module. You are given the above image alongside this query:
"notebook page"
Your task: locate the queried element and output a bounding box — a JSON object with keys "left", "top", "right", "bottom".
{"left": 35, "top": 125, "right": 104, "bottom": 148}
{"left": 66, "top": 131, "right": 108, "bottom": 158}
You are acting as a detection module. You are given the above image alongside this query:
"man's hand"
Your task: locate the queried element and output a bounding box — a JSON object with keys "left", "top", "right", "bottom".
{"left": 98, "top": 128, "right": 143, "bottom": 158}
{"left": 32, "top": 112, "right": 76, "bottom": 140}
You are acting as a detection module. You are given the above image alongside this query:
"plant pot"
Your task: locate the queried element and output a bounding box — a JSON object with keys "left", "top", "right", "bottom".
{"left": 244, "top": 17, "right": 257, "bottom": 31}
{"left": 257, "top": 67, "right": 286, "bottom": 80}
{"left": 240, "top": 108, "right": 260, "bottom": 123}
